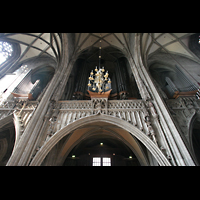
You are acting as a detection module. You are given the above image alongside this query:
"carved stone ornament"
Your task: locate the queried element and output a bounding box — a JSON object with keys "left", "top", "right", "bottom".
{"left": 92, "top": 98, "right": 108, "bottom": 114}
{"left": 166, "top": 96, "right": 200, "bottom": 141}
{"left": 45, "top": 99, "right": 160, "bottom": 143}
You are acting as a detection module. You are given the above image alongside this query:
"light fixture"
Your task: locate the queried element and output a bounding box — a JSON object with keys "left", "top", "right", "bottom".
{"left": 100, "top": 143, "right": 103, "bottom": 146}
{"left": 72, "top": 155, "right": 75, "bottom": 158}
{"left": 87, "top": 34, "right": 112, "bottom": 94}
{"left": 129, "top": 156, "right": 132, "bottom": 159}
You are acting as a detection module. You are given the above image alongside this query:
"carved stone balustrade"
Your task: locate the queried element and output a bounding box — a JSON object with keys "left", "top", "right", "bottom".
{"left": 0, "top": 98, "right": 161, "bottom": 149}
{"left": 0, "top": 100, "right": 38, "bottom": 128}
{"left": 51, "top": 99, "right": 153, "bottom": 137}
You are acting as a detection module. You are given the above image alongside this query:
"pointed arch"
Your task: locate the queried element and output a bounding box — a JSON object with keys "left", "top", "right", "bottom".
{"left": 0, "top": 114, "right": 16, "bottom": 165}
{"left": 188, "top": 112, "right": 200, "bottom": 165}
{"left": 30, "top": 114, "right": 171, "bottom": 166}
{"left": 55, "top": 124, "right": 149, "bottom": 166}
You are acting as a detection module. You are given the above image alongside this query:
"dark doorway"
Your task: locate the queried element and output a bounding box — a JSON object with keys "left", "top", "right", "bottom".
{"left": 63, "top": 134, "right": 141, "bottom": 166}
{"left": 0, "top": 120, "right": 15, "bottom": 166}
{"left": 191, "top": 119, "right": 200, "bottom": 165}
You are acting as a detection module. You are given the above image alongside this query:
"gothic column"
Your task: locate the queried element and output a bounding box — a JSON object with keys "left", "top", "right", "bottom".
{"left": 6, "top": 34, "right": 74, "bottom": 166}
{"left": 133, "top": 33, "right": 195, "bottom": 166}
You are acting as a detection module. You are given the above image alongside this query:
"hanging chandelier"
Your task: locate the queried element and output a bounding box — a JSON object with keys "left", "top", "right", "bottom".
{"left": 88, "top": 66, "right": 111, "bottom": 93}
{"left": 87, "top": 35, "right": 112, "bottom": 96}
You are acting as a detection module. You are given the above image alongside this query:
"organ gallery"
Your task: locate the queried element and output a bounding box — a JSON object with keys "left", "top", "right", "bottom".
{"left": 0, "top": 33, "right": 199, "bottom": 166}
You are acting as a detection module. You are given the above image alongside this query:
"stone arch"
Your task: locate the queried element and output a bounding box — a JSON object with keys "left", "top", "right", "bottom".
{"left": 149, "top": 62, "right": 197, "bottom": 98}
{"left": 53, "top": 124, "right": 149, "bottom": 166}
{"left": 30, "top": 114, "right": 171, "bottom": 166}
{"left": 28, "top": 65, "right": 55, "bottom": 100}
{"left": 188, "top": 112, "right": 200, "bottom": 165}
{"left": 12, "top": 65, "right": 55, "bottom": 100}
{"left": 0, "top": 114, "right": 16, "bottom": 165}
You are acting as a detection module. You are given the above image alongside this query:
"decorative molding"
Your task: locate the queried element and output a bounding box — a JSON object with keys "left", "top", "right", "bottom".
{"left": 0, "top": 100, "right": 38, "bottom": 147}
{"left": 40, "top": 99, "right": 163, "bottom": 152}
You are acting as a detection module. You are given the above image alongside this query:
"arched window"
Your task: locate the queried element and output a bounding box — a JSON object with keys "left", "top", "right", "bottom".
{"left": 0, "top": 41, "right": 13, "bottom": 65}
{"left": 0, "top": 41, "right": 20, "bottom": 80}
{"left": 28, "top": 66, "right": 55, "bottom": 100}
{"left": 12, "top": 66, "right": 55, "bottom": 100}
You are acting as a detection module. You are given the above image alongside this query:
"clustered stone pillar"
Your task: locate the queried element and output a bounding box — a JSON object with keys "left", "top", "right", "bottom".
{"left": 7, "top": 34, "right": 74, "bottom": 166}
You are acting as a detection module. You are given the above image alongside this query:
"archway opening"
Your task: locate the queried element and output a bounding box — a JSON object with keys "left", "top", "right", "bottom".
{"left": 0, "top": 119, "right": 15, "bottom": 166}
{"left": 149, "top": 63, "right": 197, "bottom": 99}
{"left": 39, "top": 120, "right": 150, "bottom": 166}
{"left": 28, "top": 66, "right": 55, "bottom": 100}
{"left": 191, "top": 118, "right": 200, "bottom": 165}
{"left": 63, "top": 133, "right": 141, "bottom": 166}
{"left": 32, "top": 114, "right": 170, "bottom": 166}
{"left": 11, "top": 66, "right": 55, "bottom": 100}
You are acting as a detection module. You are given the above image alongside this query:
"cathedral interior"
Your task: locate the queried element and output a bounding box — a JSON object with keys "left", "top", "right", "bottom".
{"left": 0, "top": 33, "right": 200, "bottom": 166}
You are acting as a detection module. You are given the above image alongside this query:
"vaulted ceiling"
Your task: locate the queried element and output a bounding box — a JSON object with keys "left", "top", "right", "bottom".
{"left": 0, "top": 33, "right": 198, "bottom": 69}
{"left": 74, "top": 33, "right": 129, "bottom": 55}
{"left": 141, "top": 33, "right": 199, "bottom": 63}
{"left": 0, "top": 33, "right": 61, "bottom": 63}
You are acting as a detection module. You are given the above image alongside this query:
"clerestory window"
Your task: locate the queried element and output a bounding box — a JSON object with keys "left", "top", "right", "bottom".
{"left": 0, "top": 41, "right": 13, "bottom": 65}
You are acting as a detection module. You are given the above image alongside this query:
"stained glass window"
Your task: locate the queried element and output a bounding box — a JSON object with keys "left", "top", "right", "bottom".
{"left": 0, "top": 41, "right": 13, "bottom": 65}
